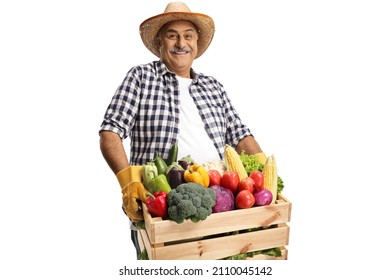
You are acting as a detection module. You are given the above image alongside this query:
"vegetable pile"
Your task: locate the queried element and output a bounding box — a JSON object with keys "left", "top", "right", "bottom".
{"left": 142, "top": 143, "right": 285, "bottom": 224}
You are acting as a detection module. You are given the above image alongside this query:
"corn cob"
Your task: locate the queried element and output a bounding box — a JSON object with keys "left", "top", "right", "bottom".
{"left": 224, "top": 144, "right": 248, "bottom": 181}
{"left": 263, "top": 154, "right": 278, "bottom": 204}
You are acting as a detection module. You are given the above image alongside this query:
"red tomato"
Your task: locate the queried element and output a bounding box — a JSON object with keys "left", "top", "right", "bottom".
{"left": 237, "top": 177, "right": 255, "bottom": 193}
{"left": 235, "top": 190, "right": 255, "bottom": 209}
{"left": 220, "top": 171, "right": 239, "bottom": 194}
{"left": 207, "top": 169, "right": 221, "bottom": 186}
{"left": 250, "top": 171, "right": 265, "bottom": 192}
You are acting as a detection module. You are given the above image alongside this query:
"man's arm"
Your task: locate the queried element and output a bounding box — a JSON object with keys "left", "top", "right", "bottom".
{"left": 235, "top": 135, "right": 263, "bottom": 155}
{"left": 100, "top": 130, "right": 148, "bottom": 221}
{"left": 99, "top": 131, "right": 129, "bottom": 174}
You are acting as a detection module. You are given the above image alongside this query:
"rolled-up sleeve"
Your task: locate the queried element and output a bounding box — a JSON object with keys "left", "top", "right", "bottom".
{"left": 99, "top": 68, "right": 141, "bottom": 140}
{"left": 222, "top": 90, "right": 253, "bottom": 148}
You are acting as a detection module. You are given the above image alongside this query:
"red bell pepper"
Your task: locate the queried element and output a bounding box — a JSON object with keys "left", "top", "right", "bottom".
{"left": 146, "top": 191, "right": 168, "bottom": 219}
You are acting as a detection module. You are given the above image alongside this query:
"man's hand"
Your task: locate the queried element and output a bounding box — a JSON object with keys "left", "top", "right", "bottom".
{"left": 121, "top": 182, "right": 149, "bottom": 221}
{"left": 116, "top": 166, "right": 150, "bottom": 221}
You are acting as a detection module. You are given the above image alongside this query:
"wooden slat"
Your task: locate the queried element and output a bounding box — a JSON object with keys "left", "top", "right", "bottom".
{"left": 143, "top": 193, "right": 291, "bottom": 244}
{"left": 137, "top": 230, "right": 145, "bottom": 252}
{"left": 151, "top": 224, "right": 289, "bottom": 260}
{"left": 138, "top": 229, "right": 154, "bottom": 260}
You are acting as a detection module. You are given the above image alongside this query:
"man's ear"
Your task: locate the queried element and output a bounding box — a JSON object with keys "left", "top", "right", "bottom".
{"left": 155, "top": 36, "right": 163, "bottom": 57}
{"left": 155, "top": 36, "right": 161, "bottom": 47}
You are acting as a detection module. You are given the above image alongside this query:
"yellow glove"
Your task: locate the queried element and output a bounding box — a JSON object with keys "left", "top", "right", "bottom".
{"left": 116, "top": 165, "right": 143, "bottom": 187}
{"left": 116, "top": 166, "right": 150, "bottom": 221}
{"left": 255, "top": 152, "right": 267, "bottom": 165}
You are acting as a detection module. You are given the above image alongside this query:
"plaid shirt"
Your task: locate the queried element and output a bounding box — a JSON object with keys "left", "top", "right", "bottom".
{"left": 100, "top": 60, "right": 252, "bottom": 165}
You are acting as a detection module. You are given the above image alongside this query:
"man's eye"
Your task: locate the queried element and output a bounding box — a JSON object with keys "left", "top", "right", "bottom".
{"left": 167, "top": 34, "right": 177, "bottom": 39}
{"left": 184, "top": 34, "right": 192, "bottom": 40}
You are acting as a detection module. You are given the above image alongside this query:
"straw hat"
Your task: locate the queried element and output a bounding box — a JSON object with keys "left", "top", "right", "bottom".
{"left": 139, "top": 2, "right": 215, "bottom": 59}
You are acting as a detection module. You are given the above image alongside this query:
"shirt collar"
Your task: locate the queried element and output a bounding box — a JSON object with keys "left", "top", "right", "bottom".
{"left": 154, "top": 60, "right": 172, "bottom": 76}
{"left": 154, "top": 60, "right": 200, "bottom": 83}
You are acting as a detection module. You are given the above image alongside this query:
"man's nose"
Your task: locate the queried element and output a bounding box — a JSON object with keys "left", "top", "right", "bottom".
{"left": 175, "top": 36, "right": 186, "bottom": 48}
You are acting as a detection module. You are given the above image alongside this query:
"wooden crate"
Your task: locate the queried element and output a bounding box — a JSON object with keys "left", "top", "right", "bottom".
{"left": 138, "top": 193, "right": 291, "bottom": 260}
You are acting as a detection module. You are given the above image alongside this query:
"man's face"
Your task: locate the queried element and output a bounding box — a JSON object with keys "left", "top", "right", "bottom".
{"left": 158, "top": 20, "right": 198, "bottom": 76}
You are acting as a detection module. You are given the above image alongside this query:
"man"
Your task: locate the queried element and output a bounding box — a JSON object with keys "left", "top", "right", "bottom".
{"left": 99, "top": 2, "right": 266, "bottom": 257}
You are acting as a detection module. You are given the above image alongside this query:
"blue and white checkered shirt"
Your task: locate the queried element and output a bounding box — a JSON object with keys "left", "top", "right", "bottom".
{"left": 100, "top": 60, "right": 252, "bottom": 165}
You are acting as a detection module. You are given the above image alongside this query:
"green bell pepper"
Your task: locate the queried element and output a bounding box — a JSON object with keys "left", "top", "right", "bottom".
{"left": 143, "top": 162, "right": 158, "bottom": 192}
{"left": 142, "top": 162, "right": 171, "bottom": 193}
{"left": 149, "top": 174, "right": 171, "bottom": 193}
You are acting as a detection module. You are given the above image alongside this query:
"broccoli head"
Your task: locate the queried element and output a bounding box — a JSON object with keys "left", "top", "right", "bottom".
{"left": 167, "top": 182, "right": 216, "bottom": 224}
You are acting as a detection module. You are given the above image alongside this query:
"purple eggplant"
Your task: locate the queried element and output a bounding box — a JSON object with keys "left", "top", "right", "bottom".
{"left": 167, "top": 167, "right": 185, "bottom": 189}
{"left": 178, "top": 155, "right": 195, "bottom": 170}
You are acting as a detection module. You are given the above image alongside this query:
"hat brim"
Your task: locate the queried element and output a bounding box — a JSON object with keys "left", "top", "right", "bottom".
{"left": 140, "top": 12, "right": 215, "bottom": 59}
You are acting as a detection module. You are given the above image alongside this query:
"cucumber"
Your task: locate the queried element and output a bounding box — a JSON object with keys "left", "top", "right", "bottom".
{"left": 154, "top": 156, "right": 168, "bottom": 175}
{"left": 166, "top": 143, "right": 178, "bottom": 166}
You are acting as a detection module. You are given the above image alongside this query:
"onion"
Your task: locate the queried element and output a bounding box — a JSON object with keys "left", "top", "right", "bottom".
{"left": 253, "top": 189, "right": 273, "bottom": 206}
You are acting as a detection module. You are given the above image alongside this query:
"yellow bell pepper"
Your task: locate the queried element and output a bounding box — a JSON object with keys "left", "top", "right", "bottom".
{"left": 184, "top": 164, "right": 210, "bottom": 187}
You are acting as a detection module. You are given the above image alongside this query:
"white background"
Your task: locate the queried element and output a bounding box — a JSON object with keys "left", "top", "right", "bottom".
{"left": 1, "top": 0, "right": 389, "bottom": 279}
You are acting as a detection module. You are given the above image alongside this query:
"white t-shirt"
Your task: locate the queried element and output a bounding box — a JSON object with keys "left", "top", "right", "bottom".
{"left": 176, "top": 76, "right": 220, "bottom": 164}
